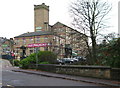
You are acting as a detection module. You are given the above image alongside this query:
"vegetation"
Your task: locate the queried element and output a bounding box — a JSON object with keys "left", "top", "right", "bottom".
{"left": 13, "top": 59, "right": 20, "bottom": 66}
{"left": 19, "top": 53, "right": 36, "bottom": 69}
{"left": 9, "top": 59, "right": 20, "bottom": 66}
{"left": 39, "top": 62, "right": 50, "bottom": 64}
{"left": 20, "top": 51, "right": 57, "bottom": 69}
{"left": 70, "top": 0, "right": 112, "bottom": 64}
{"left": 97, "top": 38, "right": 120, "bottom": 68}
{"left": 37, "top": 51, "right": 57, "bottom": 63}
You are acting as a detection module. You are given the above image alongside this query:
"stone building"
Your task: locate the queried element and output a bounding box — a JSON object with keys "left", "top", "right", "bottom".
{"left": 14, "top": 3, "right": 88, "bottom": 58}
{"left": 0, "top": 37, "right": 14, "bottom": 55}
{"left": 14, "top": 31, "right": 65, "bottom": 58}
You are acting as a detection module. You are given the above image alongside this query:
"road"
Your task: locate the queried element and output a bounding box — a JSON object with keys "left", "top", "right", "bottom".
{"left": 2, "top": 68, "right": 102, "bottom": 87}
{"left": 1, "top": 59, "right": 102, "bottom": 87}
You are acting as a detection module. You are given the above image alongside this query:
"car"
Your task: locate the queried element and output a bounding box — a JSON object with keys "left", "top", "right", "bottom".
{"left": 56, "top": 59, "right": 63, "bottom": 64}
{"left": 55, "top": 59, "right": 65, "bottom": 65}
{"left": 63, "top": 58, "right": 74, "bottom": 64}
{"left": 75, "top": 56, "right": 86, "bottom": 61}
{"left": 56, "top": 58, "right": 74, "bottom": 65}
{"left": 70, "top": 58, "right": 79, "bottom": 62}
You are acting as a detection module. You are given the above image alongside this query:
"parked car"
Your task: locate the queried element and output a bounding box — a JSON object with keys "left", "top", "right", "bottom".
{"left": 55, "top": 59, "right": 64, "bottom": 64}
{"left": 56, "top": 58, "right": 74, "bottom": 65}
{"left": 70, "top": 58, "right": 79, "bottom": 62}
{"left": 75, "top": 56, "right": 86, "bottom": 61}
{"left": 63, "top": 58, "right": 74, "bottom": 64}
{"left": 2, "top": 54, "right": 13, "bottom": 59}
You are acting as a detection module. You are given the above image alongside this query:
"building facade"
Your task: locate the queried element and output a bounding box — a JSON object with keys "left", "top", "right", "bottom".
{"left": 51, "top": 22, "right": 88, "bottom": 57}
{"left": 14, "top": 3, "right": 88, "bottom": 59}
{"left": 0, "top": 37, "right": 14, "bottom": 55}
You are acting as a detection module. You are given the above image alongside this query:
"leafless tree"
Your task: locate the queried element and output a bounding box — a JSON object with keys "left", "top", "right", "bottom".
{"left": 70, "top": 0, "right": 112, "bottom": 64}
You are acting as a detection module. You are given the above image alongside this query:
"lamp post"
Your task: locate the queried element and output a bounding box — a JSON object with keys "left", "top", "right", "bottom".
{"left": 33, "top": 36, "right": 38, "bottom": 70}
{"left": 35, "top": 47, "right": 39, "bottom": 70}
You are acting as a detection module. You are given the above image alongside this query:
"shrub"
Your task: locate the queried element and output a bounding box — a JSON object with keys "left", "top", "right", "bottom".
{"left": 19, "top": 53, "right": 36, "bottom": 69}
{"left": 13, "top": 59, "right": 20, "bottom": 66}
{"left": 9, "top": 59, "right": 14, "bottom": 65}
{"left": 19, "top": 51, "right": 57, "bottom": 69}
{"left": 39, "top": 62, "right": 50, "bottom": 64}
{"left": 8, "top": 59, "right": 20, "bottom": 66}
{"left": 97, "top": 38, "right": 120, "bottom": 68}
{"left": 19, "top": 58, "right": 30, "bottom": 69}
{"left": 37, "top": 51, "right": 57, "bottom": 64}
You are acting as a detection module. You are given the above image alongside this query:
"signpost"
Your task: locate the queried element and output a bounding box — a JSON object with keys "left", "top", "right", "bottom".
{"left": 35, "top": 47, "right": 39, "bottom": 70}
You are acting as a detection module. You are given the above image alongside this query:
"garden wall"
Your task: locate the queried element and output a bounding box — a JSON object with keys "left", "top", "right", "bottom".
{"left": 29, "top": 64, "right": 120, "bottom": 81}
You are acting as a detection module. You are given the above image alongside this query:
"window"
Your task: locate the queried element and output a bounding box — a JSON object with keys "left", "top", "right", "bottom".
{"left": 23, "top": 38, "right": 26, "bottom": 44}
{"left": 36, "top": 37, "right": 40, "bottom": 43}
{"left": 44, "top": 47, "right": 48, "bottom": 51}
{"left": 44, "top": 37, "right": 48, "bottom": 40}
{"left": 15, "top": 39, "right": 19, "bottom": 45}
{"left": 30, "top": 38, "right": 33, "bottom": 42}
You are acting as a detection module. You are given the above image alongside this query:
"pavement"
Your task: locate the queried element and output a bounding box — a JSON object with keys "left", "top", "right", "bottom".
{"left": 12, "top": 67, "right": 120, "bottom": 87}
{"left": 1, "top": 59, "right": 12, "bottom": 68}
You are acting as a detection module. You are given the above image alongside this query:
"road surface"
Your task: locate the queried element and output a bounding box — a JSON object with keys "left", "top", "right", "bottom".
{"left": 1, "top": 59, "right": 102, "bottom": 87}
{"left": 2, "top": 68, "right": 102, "bottom": 87}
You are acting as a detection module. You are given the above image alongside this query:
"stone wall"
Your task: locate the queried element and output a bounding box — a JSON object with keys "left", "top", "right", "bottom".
{"left": 110, "top": 68, "right": 120, "bottom": 81}
{"left": 29, "top": 64, "right": 120, "bottom": 81}
{"left": 55, "top": 65, "right": 111, "bottom": 79}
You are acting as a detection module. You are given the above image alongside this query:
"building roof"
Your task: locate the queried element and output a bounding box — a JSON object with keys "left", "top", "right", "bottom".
{"left": 52, "top": 22, "right": 88, "bottom": 37}
{"left": 34, "top": 3, "right": 49, "bottom": 11}
{"left": 0, "top": 37, "right": 14, "bottom": 45}
{"left": 14, "top": 31, "right": 53, "bottom": 38}
{"left": 52, "top": 22, "right": 81, "bottom": 33}
{"left": 0, "top": 37, "right": 7, "bottom": 44}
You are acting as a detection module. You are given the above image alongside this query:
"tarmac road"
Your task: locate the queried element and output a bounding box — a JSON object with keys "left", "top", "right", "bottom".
{"left": 2, "top": 68, "right": 102, "bottom": 87}
{"left": 1, "top": 59, "right": 100, "bottom": 87}
{"left": 1, "top": 59, "right": 115, "bottom": 88}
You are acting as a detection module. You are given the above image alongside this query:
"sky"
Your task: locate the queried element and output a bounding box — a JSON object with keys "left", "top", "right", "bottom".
{"left": 0, "top": 0, "right": 119, "bottom": 39}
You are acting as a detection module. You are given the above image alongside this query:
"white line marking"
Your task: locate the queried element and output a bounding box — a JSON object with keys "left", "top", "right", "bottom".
{"left": 7, "top": 84, "right": 14, "bottom": 88}
{"left": 7, "top": 85, "right": 12, "bottom": 86}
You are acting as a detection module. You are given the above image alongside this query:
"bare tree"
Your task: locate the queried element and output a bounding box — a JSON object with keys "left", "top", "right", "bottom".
{"left": 70, "top": 0, "right": 112, "bottom": 64}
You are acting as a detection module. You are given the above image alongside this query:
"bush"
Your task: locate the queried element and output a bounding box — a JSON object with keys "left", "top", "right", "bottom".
{"left": 37, "top": 51, "right": 57, "bottom": 64}
{"left": 8, "top": 59, "right": 20, "bottom": 66}
{"left": 20, "top": 51, "right": 57, "bottom": 69}
{"left": 39, "top": 62, "right": 50, "bottom": 64}
{"left": 9, "top": 59, "right": 14, "bottom": 65}
{"left": 13, "top": 59, "right": 20, "bottom": 66}
{"left": 19, "top": 53, "right": 36, "bottom": 69}
{"left": 97, "top": 38, "right": 120, "bottom": 68}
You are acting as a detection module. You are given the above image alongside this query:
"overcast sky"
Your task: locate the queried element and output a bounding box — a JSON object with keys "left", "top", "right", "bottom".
{"left": 0, "top": 0, "right": 119, "bottom": 39}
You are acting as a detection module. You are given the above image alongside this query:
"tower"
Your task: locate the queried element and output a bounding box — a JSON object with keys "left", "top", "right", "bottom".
{"left": 34, "top": 3, "right": 49, "bottom": 32}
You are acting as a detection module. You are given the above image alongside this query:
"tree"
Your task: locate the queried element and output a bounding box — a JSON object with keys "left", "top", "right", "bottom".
{"left": 70, "top": 0, "right": 112, "bottom": 64}
{"left": 97, "top": 38, "right": 120, "bottom": 68}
